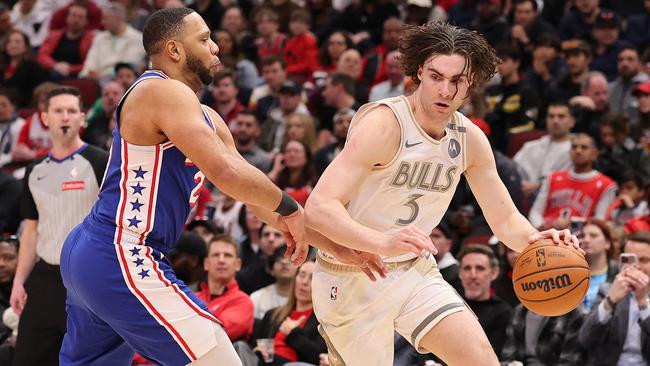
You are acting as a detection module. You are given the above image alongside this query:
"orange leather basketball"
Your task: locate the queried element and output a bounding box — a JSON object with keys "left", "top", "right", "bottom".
{"left": 512, "top": 239, "right": 589, "bottom": 316}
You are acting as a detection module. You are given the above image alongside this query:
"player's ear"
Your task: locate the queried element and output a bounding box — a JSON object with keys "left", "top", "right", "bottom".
{"left": 41, "top": 110, "right": 49, "bottom": 128}
{"left": 165, "top": 39, "right": 183, "bottom": 62}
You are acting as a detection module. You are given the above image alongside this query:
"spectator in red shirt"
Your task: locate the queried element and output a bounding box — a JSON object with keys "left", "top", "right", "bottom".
{"left": 252, "top": 260, "right": 326, "bottom": 365}
{"left": 37, "top": 2, "right": 94, "bottom": 80}
{"left": 255, "top": 8, "right": 286, "bottom": 66}
{"left": 283, "top": 9, "right": 320, "bottom": 83}
{"left": 13, "top": 82, "right": 59, "bottom": 164}
{"left": 197, "top": 234, "right": 254, "bottom": 342}
{"left": 49, "top": 0, "right": 102, "bottom": 31}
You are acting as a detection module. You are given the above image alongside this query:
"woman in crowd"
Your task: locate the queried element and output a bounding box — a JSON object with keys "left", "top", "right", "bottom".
{"left": 214, "top": 29, "right": 260, "bottom": 91}
{"left": 252, "top": 260, "right": 325, "bottom": 366}
{"left": 283, "top": 112, "right": 317, "bottom": 153}
{"left": 268, "top": 140, "right": 315, "bottom": 207}
{"left": 0, "top": 30, "right": 47, "bottom": 107}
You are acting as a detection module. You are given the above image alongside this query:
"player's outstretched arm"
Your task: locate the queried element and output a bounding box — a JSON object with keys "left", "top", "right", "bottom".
{"left": 464, "top": 123, "right": 579, "bottom": 252}
{"left": 150, "top": 81, "right": 306, "bottom": 262}
{"left": 305, "top": 106, "right": 436, "bottom": 257}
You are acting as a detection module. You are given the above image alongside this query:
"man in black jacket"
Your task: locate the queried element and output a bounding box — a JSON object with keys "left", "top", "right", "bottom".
{"left": 579, "top": 230, "right": 650, "bottom": 366}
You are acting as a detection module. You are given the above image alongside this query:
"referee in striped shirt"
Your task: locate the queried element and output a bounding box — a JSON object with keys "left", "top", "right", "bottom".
{"left": 10, "top": 86, "right": 107, "bottom": 366}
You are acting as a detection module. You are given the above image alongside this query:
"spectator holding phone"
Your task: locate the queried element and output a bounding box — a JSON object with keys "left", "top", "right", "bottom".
{"left": 579, "top": 230, "right": 650, "bottom": 366}
{"left": 581, "top": 219, "right": 619, "bottom": 311}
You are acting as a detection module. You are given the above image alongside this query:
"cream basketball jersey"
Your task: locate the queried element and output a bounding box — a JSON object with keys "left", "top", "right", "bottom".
{"left": 333, "top": 95, "right": 468, "bottom": 262}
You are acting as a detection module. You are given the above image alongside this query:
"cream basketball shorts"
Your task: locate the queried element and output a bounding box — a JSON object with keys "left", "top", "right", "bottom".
{"left": 312, "top": 252, "right": 465, "bottom": 366}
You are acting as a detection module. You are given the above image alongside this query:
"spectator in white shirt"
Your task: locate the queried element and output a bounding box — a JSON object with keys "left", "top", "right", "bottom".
{"left": 368, "top": 50, "right": 404, "bottom": 102}
{"left": 10, "top": 0, "right": 51, "bottom": 47}
{"left": 79, "top": 2, "right": 144, "bottom": 80}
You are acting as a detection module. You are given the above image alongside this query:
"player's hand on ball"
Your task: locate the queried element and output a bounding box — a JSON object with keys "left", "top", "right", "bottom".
{"left": 383, "top": 226, "right": 437, "bottom": 257}
{"left": 332, "top": 246, "right": 387, "bottom": 281}
{"left": 279, "top": 205, "right": 308, "bottom": 265}
{"left": 528, "top": 228, "right": 584, "bottom": 255}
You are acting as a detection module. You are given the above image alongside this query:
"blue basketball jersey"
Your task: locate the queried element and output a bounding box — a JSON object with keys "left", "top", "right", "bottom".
{"left": 88, "top": 70, "right": 214, "bottom": 254}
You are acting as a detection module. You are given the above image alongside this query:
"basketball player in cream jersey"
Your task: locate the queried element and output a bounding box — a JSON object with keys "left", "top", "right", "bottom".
{"left": 305, "top": 22, "right": 582, "bottom": 366}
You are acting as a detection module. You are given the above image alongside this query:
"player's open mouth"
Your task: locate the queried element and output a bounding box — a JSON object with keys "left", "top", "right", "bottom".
{"left": 434, "top": 102, "right": 449, "bottom": 110}
{"left": 61, "top": 126, "right": 70, "bottom": 134}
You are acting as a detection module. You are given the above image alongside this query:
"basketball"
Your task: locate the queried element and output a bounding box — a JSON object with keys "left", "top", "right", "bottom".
{"left": 512, "top": 239, "right": 589, "bottom": 316}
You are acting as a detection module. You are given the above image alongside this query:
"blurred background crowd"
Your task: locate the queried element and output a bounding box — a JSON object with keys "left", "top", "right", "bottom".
{"left": 0, "top": 0, "right": 650, "bottom": 365}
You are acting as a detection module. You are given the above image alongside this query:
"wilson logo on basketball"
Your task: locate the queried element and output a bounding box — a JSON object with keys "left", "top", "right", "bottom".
{"left": 520, "top": 274, "right": 573, "bottom": 293}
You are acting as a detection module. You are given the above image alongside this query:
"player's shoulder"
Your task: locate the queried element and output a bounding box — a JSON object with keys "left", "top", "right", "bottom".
{"left": 349, "top": 102, "right": 398, "bottom": 134}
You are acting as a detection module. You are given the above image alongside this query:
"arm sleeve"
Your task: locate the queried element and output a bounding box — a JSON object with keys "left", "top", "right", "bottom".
{"left": 80, "top": 146, "right": 108, "bottom": 186}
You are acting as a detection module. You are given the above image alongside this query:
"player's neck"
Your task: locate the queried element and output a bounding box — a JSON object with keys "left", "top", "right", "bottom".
{"left": 50, "top": 137, "right": 84, "bottom": 160}
{"left": 408, "top": 93, "right": 447, "bottom": 140}
{"left": 150, "top": 61, "right": 203, "bottom": 93}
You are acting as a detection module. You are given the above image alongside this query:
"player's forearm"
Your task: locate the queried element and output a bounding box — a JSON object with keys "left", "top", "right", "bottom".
{"left": 206, "top": 153, "right": 283, "bottom": 212}
{"left": 305, "top": 196, "right": 387, "bottom": 255}
{"left": 15, "top": 227, "right": 38, "bottom": 285}
{"left": 493, "top": 212, "right": 538, "bottom": 253}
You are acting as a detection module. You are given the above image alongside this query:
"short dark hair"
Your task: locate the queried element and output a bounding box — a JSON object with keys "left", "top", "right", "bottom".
{"left": 514, "top": 0, "right": 537, "bottom": 12}
{"left": 495, "top": 43, "right": 522, "bottom": 62}
{"left": 0, "top": 88, "right": 18, "bottom": 107}
{"left": 627, "top": 231, "right": 650, "bottom": 246}
{"left": 547, "top": 100, "right": 571, "bottom": 111}
{"left": 617, "top": 170, "right": 648, "bottom": 189}
{"left": 44, "top": 86, "right": 82, "bottom": 110}
{"left": 213, "top": 69, "right": 236, "bottom": 86}
{"left": 142, "top": 7, "right": 195, "bottom": 56}
{"left": 399, "top": 22, "right": 498, "bottom": 90}
{"left": 619, "top": 45, "right": 640, "bottom": 59}
{"left": 237, "top": 109, "right": 259, "bottom": 124}
{"left": 261, "top": 55, "right": 285, "bottom": 69}
{"left": 290, "top": 8, "right": 310, "bottom": 24}
{"left": 329, "top": 72, "right": 355, "bottom": 96}
{"left": 457, "top": 244, "right": 499, "bottom": 269}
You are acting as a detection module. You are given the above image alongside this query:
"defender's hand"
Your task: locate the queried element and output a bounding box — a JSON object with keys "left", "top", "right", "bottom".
{"left": 381, "top": 226, "right": 437, "bottom": 258}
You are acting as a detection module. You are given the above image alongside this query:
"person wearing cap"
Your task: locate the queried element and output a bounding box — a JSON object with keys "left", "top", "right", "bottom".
{"left": 544, "top": 39, "right": 592, "bottom": 107}
{"left": 590, "top": 10, "right": 626, "bottom": 82}
{"left": 609, "top": 46, "right": 650, "bottom": 122}
{"left": 187, "top": 217, "right": 219, "bottom": 245}
{"left": 632, "top": 79, "right": 650, "bottom": 144}
{"left": 475, "top": 0, "right": 509, "bottom": 47}
{"left": 260, "top": 79, "right": 310, "bottom": 153}
{"left": 169, "top": 231, "right": 208, "bottom": 292}
{"left": 558, "top": 0, "right": 603, "bottom": 41}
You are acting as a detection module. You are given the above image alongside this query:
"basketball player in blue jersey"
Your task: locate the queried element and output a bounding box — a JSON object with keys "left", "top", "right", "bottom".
{"left": 305, "top": 22, "right": 583, "bottom": 366}
{"left": 58, "top": 8, "right": 408, "bottom": 366}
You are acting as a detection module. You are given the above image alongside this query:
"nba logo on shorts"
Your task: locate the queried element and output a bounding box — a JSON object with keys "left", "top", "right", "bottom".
{"left": 330, "top": 286, "right": 338, "bottom": 300}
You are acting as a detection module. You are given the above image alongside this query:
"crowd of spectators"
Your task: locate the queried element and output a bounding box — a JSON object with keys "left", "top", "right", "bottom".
{"left": 1, "top": 0, "right": 650, "bottom": 365}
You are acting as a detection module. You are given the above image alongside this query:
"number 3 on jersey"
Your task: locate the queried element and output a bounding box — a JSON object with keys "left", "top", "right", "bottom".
{"left": 396, "top": 194, "right": 423, "bottom": 225}
{"left": 189, "top": 171, "right": 205, "bottom": 207}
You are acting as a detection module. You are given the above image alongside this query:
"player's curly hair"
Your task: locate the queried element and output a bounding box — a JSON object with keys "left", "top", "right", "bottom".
{"left": 399, "top": 22, "right": 499, "bottom": 90}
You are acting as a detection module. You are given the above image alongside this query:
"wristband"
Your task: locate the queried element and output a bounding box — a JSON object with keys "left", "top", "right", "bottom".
{"left": 274, "top": 191, "right": 299, "bottom": 216}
